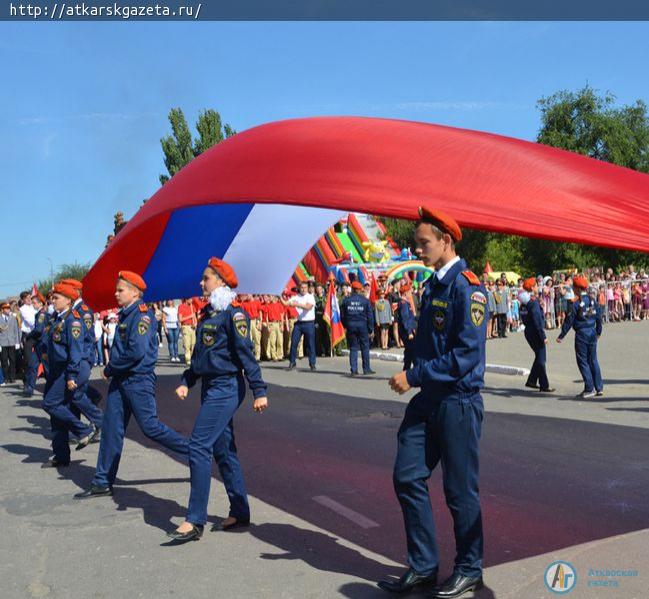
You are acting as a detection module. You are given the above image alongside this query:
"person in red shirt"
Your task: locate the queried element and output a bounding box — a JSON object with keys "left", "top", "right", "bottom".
{"left": 178, "top": 298, "right": 197, "bottom": 365}
{"left": 241, "top": 294, "right": 263, "bottom": 360}
{"left": 262, "top": 296, "right": 284, "bottom": 361}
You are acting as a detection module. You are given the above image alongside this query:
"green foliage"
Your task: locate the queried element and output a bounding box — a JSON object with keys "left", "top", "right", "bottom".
{"left": 37, "top": 262, "right": 91, "bottom": 295}
{"left": 159, "top": 108, "right": 237, "bottom": 185}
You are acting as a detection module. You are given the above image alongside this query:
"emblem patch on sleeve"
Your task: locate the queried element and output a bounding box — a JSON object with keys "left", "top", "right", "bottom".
{"left": 71, "top": 324, "right": 82, "bottom": 339}
{"left": 38, "top": 313, "right": 45, "bottom": 324}
{"left": 137, "top": 320, "right": 149, "bottom": 335}
{"left": 471, "top": 292, "right": 487, "bottom": 305}
{"left": 83, "top": 314, "right": 93, "bottom": 330}
{"left": 202, "top": 330, "right": 216, "bottom": 346}
{"left": 433, "top": 310, "right": 446, "bottom": 331}
{"left": 234, "top": 318, "right": 249, "bottom": 338}
{"left": 470, "top": 302, "right": 486, "bottom": 326}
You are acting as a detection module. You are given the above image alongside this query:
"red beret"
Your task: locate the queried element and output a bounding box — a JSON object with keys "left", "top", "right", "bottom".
{"left": 59, "top": 278, "right": 83, "bottom": 290}
{"left": 522, "top": 277, "right": 537, "bottom": 292}
{"left": 32, "top": 292, "right": 46, "bottom": 304}
{"left": 418, "top": 206, "right": 462, "bottom": 242}
{"left": 573, "top": 275, "right": 589, "bottom": 290}
{"left": 400, "top": 282, "right": 412, "bottom": 293}
{"left": 52, "top": 283, "right": 80, "bottom": 301}
{"left": 351, "top": 281, "right": 363, "bottom": 291}
{"left": 207, "top": 257, "right": 238, "bottom": 289}
{"left": 118, "top": 270, "right": 147, "bottom": 292}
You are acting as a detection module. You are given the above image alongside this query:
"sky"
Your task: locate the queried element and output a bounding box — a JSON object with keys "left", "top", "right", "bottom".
{"left": 1, "top": 21, "right": 649, "bottom": 296}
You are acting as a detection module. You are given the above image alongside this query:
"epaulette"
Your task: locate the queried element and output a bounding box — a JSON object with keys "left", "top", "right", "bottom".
{"left": 72, "top": 310, "right": 81, "bottom": 318}
{"left": 460, "top": 271, "right": 481, "bottom": 286}
{"left": 81, "top": 304, "right": 89, "bottom": 311}
{"left": 138, "top": 303, "right": 148, "bottom": 312}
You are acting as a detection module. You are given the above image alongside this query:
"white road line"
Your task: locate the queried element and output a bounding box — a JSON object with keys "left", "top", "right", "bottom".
{"left": 312, "top": 495, "right": 380, "bottom": 529}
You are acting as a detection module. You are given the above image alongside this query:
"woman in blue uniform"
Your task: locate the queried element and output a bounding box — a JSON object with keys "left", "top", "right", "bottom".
{"left": 41, "top": 283, "right": 98, "bottom": 468}
{"left": 167, "top": 257, "right": 268, "bottom": 543}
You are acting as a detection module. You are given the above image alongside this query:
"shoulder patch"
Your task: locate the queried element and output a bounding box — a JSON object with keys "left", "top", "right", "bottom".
{"left": 461, "top": 271, "right": 481, "bottom": 286}
{"left": 72, "top": 310, "right": 81, "bottom": 318}
{"left": 471, "top": 291, "right": 487, "bottom": 305}
{"left": 81, "top": 304, "right": 89, "bottom": 311}
{"left": 139, "top": 304, "right": 148, "bottom": 313}
{"left": 232, "top": 311, "right": 247, "bottom": 322}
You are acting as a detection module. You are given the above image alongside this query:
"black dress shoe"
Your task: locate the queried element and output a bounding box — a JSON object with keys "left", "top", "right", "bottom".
{"left": 75, "top": 426, "right": 100, "bottom": 451}
{"left": 377, "top": 568, "right": 437, "bottom": 594}
{"left": 309, "top": 364, "right": 317, "bottom": 371}
{"left": 41, "top": 457, "right": 70, "bottom": 469}
{"left": 539, "top": 387, "right": 555, "bottom": 393}
{"left": 364, "top": 369, "right": 376, "bottom": 375}
{"left": 166, "top": 524, "right": 204, "bottom": 543}
{"left": 430, "top": 573, "right": 483, "bottom": 598}
{"left": 74, "top": 485, "right": 113, "bottom": 499}
{"left": 350, "top": 372, "right": 358, "bottom": 377}
{"left": 525, "top": 382, "right": 539, "bottom": 389}
{"left": 286, "top": 364, "right": 296, "bottom": 371}
{"left": 221, "top": 517, "right": 250, "bottom": 531}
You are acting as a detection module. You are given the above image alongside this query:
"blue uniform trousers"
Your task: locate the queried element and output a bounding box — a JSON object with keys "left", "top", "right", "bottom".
{"left": 575, "top": 332, "right": 603, "bottom": 392}
{"left": 187, "top": 375, "right": 249, "bottom": 525}
{"left": 25, "top": 348, "right": 40, "bottom": 393}
{"left": 43, "top": 372, "right": 94, "bottom": 463}
{"left": 347, "top": 328, "right": 371, "bottom": 374}
{"left": 70, "top": 360, "right": 103, "bottom": 429}
{"left": 393, "top": 393, "right": 484, "bottom": 578}
{"left": 526, "top": 342, "right": 549, "bottom": 390}
{"left": 289, "top": 321, "right": 316, "bottom": 367}
{"left": 92, "top": 373, "right": 189, "bottom": 487}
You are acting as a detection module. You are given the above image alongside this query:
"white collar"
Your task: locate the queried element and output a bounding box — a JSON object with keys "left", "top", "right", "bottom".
{"left": 435, "top": 255, "right": 461, "bottom": 282}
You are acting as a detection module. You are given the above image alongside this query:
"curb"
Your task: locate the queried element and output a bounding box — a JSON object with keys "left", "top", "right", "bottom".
{"left": 340, "top": 349, "right": 530, "bottom": 376}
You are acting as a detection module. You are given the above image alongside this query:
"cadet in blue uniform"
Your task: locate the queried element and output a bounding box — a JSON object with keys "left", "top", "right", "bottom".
{"left": 167, "top": 257, "right": 268, "bottom": 543}
{"left": 380, "top": 207, "right": 486, "bottom": 599}
{"left": 41, "top": 283, "right": 98, "bottom": 468}
{"left": 340, "top": 280, "right": 375, "bottom": 376}
{"left": 24, "top": 292, "right": 47, "bottom": 397}
{"left": 519, "top": 278, "right": 554, "bottom": 393}
{"left": 396, "top": 282, "right": 417, "bottom": 371}
{"left": 58, "top": 279, "right": 104, "bottom": 429}
{"left": 557, "top": 275, "right": 603, "bottom": 398}
{"left": 75, "top": 271, "right": 189, "bottom": 499}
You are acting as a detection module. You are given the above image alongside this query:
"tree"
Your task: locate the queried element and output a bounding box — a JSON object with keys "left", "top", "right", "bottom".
{"left": 159, "top": 108, "right": 237, "bottom": 185}
{"left": 37, "top": 262, "right": 92, "bottom": 295}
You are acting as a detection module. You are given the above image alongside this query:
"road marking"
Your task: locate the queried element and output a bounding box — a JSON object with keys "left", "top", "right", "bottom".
{"left": 312, "top": 495, "right": 380, "bottom": 529}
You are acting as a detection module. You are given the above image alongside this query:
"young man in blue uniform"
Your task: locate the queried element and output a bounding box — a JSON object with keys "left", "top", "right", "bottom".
{"left": 519, "top": 278, "right": 554, "bottom": 393}
{"left": 340, "top": 280, "right": 375, "bottom": 376}
{"left": 380, "top": 207, "right": 487, "bottom": 599}
{"left": 167, "top": 257, "right": 268, "bottom": 543}
{"left": 557, "top": 275, "right": 603, "bottom": 399}
{"left": 75, "top": 271, "right": 189, "bottom": 499}
{"left": 41, "top": 283, "right": 98, "bottom": 468}
{"left": 396, "top": 282, "right": 417, "bottom": 371}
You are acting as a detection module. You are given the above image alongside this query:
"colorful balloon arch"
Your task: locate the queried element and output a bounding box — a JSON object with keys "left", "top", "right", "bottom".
{"left": 83, "top": 116, "right": 649, "bottom": 310}
{"left": 384, "top": 261, "right": 434, "bottom": 282}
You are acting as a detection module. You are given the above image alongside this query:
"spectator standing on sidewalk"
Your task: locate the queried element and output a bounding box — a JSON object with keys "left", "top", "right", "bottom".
{"left": 163, "top": 300, "right": 180, "bottom": 362}
{"left": 178, "top": 298, "right": 197, "bottom": 365}
{"left": 0, "top": 302, "right": 20, "bottom": 383}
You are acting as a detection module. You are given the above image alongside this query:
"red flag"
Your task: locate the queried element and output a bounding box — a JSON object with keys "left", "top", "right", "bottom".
{"left": 31, "top": 282, "right": 38, "bottom": 297}
{"left": 323, "top": 276, "right": 345, "bottom": 348}
{"left": 369, "top": 272, "right": 378, "bottom": 304}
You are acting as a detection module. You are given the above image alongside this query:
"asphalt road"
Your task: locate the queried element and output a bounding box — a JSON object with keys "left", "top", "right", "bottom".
{"left": 1, "top": 320, "right": 647, "bottom": 598}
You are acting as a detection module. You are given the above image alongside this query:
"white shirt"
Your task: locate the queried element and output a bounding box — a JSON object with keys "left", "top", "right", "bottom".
{"left": 19, "top": 304, "right": 36, "bottom": 334}
{"left": 435, "top": 255, "right": 461, "bottom": 283}
{"left": 290, "top": 293, "right": 316, "bottom": 322}
{"left": 163, "top": 306, "right": 178, "bottom": 328}
{"left": 94, "top": 320, "right": 103, "bottom": 342}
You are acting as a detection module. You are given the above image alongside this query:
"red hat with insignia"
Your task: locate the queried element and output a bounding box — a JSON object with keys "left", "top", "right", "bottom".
{"left": 208, "top": 257, "right": 239, "bottom": 289}
{"left": 418, "top": 206, "right": 462, "bottom": 242}
{"left": 60, "top": 278, "right": 83, "bottom": 290}
{"left": 522, "top": 277, "right": 537, "bottom": 292}
{"left": 573, "top": 275, "right": 589, "bottom": 290}
{"left": 118, "top": 270, "right": 147, "bottom": 292}
{"left": 52, "top": 283, "right": 80, "bottom": 301}
{"left": 351, "top": 281, "right": 363, "bottom": 291}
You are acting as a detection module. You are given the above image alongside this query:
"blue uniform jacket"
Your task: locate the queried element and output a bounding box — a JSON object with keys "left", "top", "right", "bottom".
{"left": 340, "top": 293, "right": 375, "bottom": 333}
{"left": 27, "top": 309, "right": 48, "bottom": 343}
{"left": 72, "top": 298, "right": 97, "bottom": 364}
{"left": 396, "top": 299, "right": 417, "bottom": 339}
{"left": 181, "top": 304, "right": 267, "bottom": 399}
{"left": 520, "top": 298, "right": 546, "bottom": 347}
{"left": 45, "top": 309, "right": 85, "bottom": 382}
{"left": 104, "top": 300, "right": 158, "bottom": 378}
{"left": 405, "top": 258, "right": 488, "bottom": 397}
{"left": 558, "top": 293, "right": 602, "bottom": 340}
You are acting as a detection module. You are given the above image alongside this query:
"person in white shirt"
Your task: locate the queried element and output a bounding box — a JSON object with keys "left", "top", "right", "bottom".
{"left": 162, "top": 300, "right": 180, "bottom": 362}
{"left": 19, "top": 292, "right": 37, "bottom": 392}
{"left": 281, "top": 282, "right": 317, "bottom": 371}
{"left": 94, "top": 314, "right": 104, "bottom": 366}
